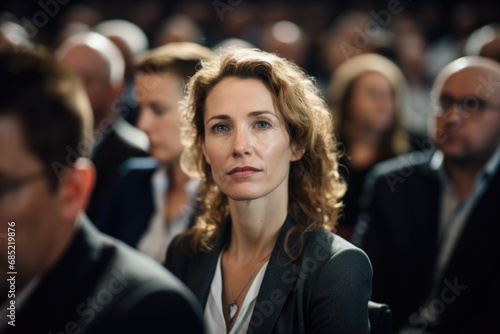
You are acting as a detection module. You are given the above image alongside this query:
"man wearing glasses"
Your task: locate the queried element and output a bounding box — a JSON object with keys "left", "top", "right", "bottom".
{"left": 354, "top": 56, "right": 500, "bottom": 333}
{"left": 0, "top": 46, "right": 203, "bottom": 333}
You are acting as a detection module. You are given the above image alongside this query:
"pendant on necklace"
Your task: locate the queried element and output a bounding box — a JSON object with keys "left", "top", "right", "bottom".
{"left": 228, "top": 303, "right": 238, "bottom": 323}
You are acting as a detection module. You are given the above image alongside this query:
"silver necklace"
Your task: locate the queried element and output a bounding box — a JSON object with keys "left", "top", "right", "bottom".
{"left": 225, "top": 251, "right": 272, "bottom": 323}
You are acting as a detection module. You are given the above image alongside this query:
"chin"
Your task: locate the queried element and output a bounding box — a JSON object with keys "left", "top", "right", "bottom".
{"left": 223, "top": 187, "right": 266, "bottom": 202}
{"left": 226, "top": 193, "right": 260, "bottom": 202}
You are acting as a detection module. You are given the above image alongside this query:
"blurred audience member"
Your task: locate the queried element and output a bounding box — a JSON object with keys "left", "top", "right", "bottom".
{"left": 94, "top": 19, "right": 149, "bottom": 125}
{"left": 56, "top": 32, "right": 148, "bottom": 222}
{"left": 354, "top": 56, "right": 500, "bottom": 333}
{"left": 96, "top": 42, "right": 212, "bottom": 263}
{"left": 321, "top": 11, "right": 394, "bottom": 75}
{"left": 212, "top": 37, "right": 255, "bottom": 56}
{"left": 52, "top": 5, "right": 103, "bottom": 49}
{"left": 0, "top": 13, "right": 32, "bottom": 49}
{"left": 0, "top": 45, "right": 204, "bottom": 334}
{"left": 424, "top": 3, "right": 479, "bottom": 81}
{"left": 393, "top": 15, "right": 431, "bottom": 137}
{"left": 154, "top": 14, "right": 203, "bottom": 47}
{"left": 94, "top": 19, "right": 149, "bottom": 82}
{"left": 465, "top": 23, "right": 500, "bottom": 63}
{"left": 260, "top": 20, "right": 309, "bottom": 68}
{"left": 329, "top": 53, "right": 412, "bottom": 240}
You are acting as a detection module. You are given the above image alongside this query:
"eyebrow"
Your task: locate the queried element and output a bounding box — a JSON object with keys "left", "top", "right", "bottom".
{"left": 205, "top": 110, "right": 277, "bottom": 124}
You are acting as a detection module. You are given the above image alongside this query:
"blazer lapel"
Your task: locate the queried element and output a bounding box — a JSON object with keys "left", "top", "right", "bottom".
{"left": 441, "top": 165, "right": 500, "bottom": 282}
{"left": 248, "top": 216, "right": 299, "bottom": 333}
{"left": 197, "top": 218, "right": 232, "bottom": 308}
{"left": 417, "top": 162, "right": 440, "bottom": 280}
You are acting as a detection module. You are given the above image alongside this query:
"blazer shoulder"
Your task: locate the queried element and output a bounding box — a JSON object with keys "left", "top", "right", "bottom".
{"left": 87, "top": 220, "right": 190, "bottom": 292}
{"left": 303, "top": 228, "right": 371, "bottom": 271}
{"left": 165, "top": 233, "right": 211, "bottom": 275}
{"left": 117, "top": 157, "right": 159, "bottom": 179}
{"left": 113, "top": 117, "right": 149, "bottom": 152}
{"left": 85, "top": 226, "right": 202, "bottom": 333}
{"left": 370, "top": 149, "right": 434, "bottom": 179}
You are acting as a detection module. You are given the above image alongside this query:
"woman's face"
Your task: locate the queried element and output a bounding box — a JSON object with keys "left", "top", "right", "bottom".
{"left": 348, "top": 71, "right": 396, "bottom": 133}
{"left": 201, "top": 77, "right": 302, "bottom": 202}
{"left": 135, "top": 72, "right": 184, "bottom": 166}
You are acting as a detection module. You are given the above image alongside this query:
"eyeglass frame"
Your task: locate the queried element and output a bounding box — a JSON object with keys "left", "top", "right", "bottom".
{"left": 432, "top": 94, "right": 500, "bottom": 119}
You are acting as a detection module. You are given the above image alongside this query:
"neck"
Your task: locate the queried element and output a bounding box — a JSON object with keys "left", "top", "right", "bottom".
{"left": 226, "top": 197, "right": 286, "bottom": 262}
{"left": 165, "top": 160, "right": 190, "bottom": 191}
{"left": 444, "top": 158, "right": 487, "bottom": 201}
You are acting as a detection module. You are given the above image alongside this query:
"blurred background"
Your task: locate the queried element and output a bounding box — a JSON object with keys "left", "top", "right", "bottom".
{"left": 2, "top": 0, "right": 500, "bottom": 131}
{"left": 2, "top": 0, "right": 500, "bottom": 241}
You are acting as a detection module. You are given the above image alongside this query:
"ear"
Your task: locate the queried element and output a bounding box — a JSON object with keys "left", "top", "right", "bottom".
{"left": 290, "top": 141, "right": 305, "bottom": 162}
{"left": 58, "top": 158, "right": 96, "bottom": 224}
{"left": 199, "top": 136, "right": 212, "bottom": 165}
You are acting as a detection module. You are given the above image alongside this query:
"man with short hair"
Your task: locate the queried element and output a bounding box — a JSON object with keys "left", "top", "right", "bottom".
{"left": 96, "top": 42, "right": 212, "bottom": 263}
{"left": 0, "top": 46, "right": 204, "bottom": 333}
{"left": 355, "top": 56, "right": 500, "bottom": 333}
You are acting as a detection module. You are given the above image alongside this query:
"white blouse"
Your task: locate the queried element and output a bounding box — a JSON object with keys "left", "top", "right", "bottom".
{"left": 137, "top": 167, "right": 200, "bottom": 263}
{"left": 204, "top": 252, "right": 269, "bottom": 334}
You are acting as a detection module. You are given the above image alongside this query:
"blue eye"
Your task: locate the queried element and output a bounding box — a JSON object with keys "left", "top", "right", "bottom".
{"left": 256, "top": 121, "right": 270, "bottom": 129}
{"left": 211, "top": 124, "right": 228, "bottom": 133}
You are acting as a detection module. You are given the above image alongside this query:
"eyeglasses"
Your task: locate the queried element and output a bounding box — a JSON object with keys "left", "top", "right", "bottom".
{"left": 0, "top": 171, "right": 46, "bottom": 203}
{"left": 434, "top": 95, "right": 500, "bottom": 119}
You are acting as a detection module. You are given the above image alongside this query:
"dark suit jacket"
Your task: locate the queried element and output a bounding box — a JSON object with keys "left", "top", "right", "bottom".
{"left": 95, "top": 157, "right": 158, "bottom": 247}
{"left": 6, "top": 216, "right": 204, "bottom": 334}
{"left": 165, "top": 215, "right": 372, "bottom": 334}
{"left": 86, "top": 118, "right": 148, "bottom": 222}
{"left": 354, "top": 149, "right": 500, "bottom": 333}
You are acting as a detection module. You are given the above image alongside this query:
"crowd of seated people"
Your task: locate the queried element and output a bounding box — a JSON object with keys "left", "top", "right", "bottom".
{"left": 1, "top": 1, "right": 500, "bottom": 332}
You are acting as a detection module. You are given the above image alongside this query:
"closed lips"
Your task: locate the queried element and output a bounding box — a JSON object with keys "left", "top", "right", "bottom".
{"left": 227, "top": 166, "right": 261, "bottom": 175}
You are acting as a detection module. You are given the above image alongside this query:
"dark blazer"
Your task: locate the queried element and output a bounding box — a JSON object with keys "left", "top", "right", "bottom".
{"left": 165, "top": 215, "right": 372, "bottom": 334}
{"left": 354, "top": 149, "right": 500, "bottom": 333}
{"left": 86, "top": 118, "right": 148, "bottom": 222}
{"left": 95, "top": 157, "right": 158, "bottom": 247}
{"left": 6, "top": 216, "right": 204, "bottom": 334}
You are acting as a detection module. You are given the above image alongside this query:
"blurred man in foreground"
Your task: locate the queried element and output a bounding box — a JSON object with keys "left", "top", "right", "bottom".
{"left": 0, "top": 46, "right": 204, "bottom": 333}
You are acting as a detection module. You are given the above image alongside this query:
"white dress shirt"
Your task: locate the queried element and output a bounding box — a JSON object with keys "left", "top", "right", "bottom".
{"left": 137, "top": 167, "right": 200, "bottom": 263}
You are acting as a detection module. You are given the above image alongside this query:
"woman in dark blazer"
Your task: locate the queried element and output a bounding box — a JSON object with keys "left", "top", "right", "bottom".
{"left": 165, "top": 48, "right": 372, "bottom": 333}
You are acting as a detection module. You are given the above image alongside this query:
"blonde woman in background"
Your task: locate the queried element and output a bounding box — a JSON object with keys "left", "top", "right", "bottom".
{"left": 329, "top": 53, "right": 417, "bottom": 240}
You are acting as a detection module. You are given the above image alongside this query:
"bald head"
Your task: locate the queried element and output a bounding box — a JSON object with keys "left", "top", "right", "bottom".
{"left": 57, "top": 31, "right": 124, "bottom": 86}
{"left": 56, "top": 32, "right": 125, "bottom": 128}
{"left": 431, "top": 56, "right": 500, "bottom": 167}
{"left": 431, "top": 56, "right": 500, "bottom": 103}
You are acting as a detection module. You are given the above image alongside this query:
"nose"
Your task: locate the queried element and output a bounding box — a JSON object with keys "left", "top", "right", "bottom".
{"left": 231, "top": 126, "right": 252, "bottom": 158}
{"left": 137, "top": 109, "right": 153, "bottom": 134}
{"left": 442, "top": 104, "right": 462, "bottom": 128}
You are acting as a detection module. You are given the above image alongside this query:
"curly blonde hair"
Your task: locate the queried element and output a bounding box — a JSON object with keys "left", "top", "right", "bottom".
{"left": 180, "top": 49, "right": 345, "bottom": 259}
